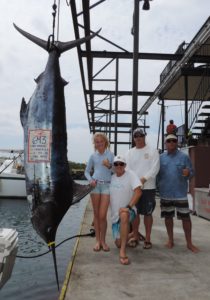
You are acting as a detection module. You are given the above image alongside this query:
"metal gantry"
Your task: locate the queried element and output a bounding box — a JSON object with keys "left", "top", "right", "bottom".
{"left": 69, "top": 0, "right": 154, "bottom": 153}
{"left": 69, "top": 1, "right": 210, "bottom": 153}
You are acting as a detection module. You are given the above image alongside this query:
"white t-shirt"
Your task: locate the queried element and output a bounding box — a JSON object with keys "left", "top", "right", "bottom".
{"left": 125, "top": 144, "right": 160, "bottom": 189}
{"left": 110, "top": 170, "right": 141, "bottom": 223}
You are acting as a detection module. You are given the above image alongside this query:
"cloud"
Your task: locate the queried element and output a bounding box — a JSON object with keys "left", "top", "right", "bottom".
{"left": 0, "top": 0, "right": 210, "bottom": 162}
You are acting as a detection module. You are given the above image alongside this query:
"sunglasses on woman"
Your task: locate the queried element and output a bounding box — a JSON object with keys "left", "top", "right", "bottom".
{"left": 134, "top": 134, "right": 145, "bottom": 138}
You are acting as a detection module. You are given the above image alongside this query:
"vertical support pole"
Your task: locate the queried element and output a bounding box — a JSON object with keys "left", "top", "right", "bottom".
{"left": 131, "top": 0, "right": 140, "bottom": 147}
{"left": 105, "top": 114, "right": 108, "bottom": 135}
{"left": 109, "top": 94, "right": 112, "bottom": 143}
{"left": 114, "top": 58, "right": 119, "bottom": 155}
{"left": 161, "top": 99, "right": 165, "bottom": 152}
{"left": 184, "top": 75, "right": 189, "bottom": 143}
{"left": 157, "top": 104, "right": 161, "bottom": 150}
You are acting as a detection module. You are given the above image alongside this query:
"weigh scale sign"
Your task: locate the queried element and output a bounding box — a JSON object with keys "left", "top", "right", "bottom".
{"left": 28, "top": 129, "right": 51, "bottom": 162}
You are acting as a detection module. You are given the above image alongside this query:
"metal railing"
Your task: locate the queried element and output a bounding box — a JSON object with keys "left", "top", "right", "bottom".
{"left": 188, "top": 44, "right": 210, "bottom": 131}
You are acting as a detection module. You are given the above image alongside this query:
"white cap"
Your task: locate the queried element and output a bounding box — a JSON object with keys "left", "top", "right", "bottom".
{"left": 133, "top": 128, "right": 146, "bottom": 137}
{"left": 113, "top": 155, "right": 126, "bottom": 164}
{"left": 165, "top": 134, "right": 178, "bottom": 141}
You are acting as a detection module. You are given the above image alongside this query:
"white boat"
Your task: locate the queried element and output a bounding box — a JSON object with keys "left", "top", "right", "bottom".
{"left": 0, "top": 155, "right": 26, "bottom": 199}
{"left": 0, "top": 228, "right": 19, "bottom": 289}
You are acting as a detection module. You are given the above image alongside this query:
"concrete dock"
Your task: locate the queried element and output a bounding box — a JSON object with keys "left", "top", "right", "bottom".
{"left": 60, "top": 198, "right": 210, "bottom": 300}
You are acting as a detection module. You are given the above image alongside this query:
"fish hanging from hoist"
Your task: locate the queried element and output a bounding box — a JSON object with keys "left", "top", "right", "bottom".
{"left": 14, "top": 14, "right": 100, "bottom": 289}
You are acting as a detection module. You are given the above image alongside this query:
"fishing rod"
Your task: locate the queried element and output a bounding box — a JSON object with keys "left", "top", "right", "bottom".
{"left": 16, "top": 228, "right": 95, "bottom": 259}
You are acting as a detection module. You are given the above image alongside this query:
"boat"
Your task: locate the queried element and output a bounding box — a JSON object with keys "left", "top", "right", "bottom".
{"left": 0, "top": 153, "right": 26, "bottom": 199}
{"left": 0, "top": 228, "right": 19, "bottom": 289}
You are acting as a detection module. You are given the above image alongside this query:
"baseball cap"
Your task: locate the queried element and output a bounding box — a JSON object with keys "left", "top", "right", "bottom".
{"left": 133, "top": 128, "right": 146, "bottom": 137}
{"left": 113, "top": 155, "right": 126, "bottom": 164}
{"left": 165, "top": 134, "right": 178, "bottom": 141}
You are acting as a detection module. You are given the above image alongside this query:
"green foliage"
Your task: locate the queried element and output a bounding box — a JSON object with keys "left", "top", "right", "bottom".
{"left": 68, "top": 161, "right": 86, "bottom": 171}
{"left": 68, "top": 161, "right": 86, "bottom": 180}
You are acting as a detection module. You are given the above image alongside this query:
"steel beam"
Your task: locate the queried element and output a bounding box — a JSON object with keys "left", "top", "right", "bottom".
{"left": 86, "top": 90, "right": 153, "bottom": 96}
{"left": 81, "top": 50, "right": 210, "bottom": 63}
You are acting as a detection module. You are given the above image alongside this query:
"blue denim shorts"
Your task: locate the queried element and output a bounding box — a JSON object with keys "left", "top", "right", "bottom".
{"left": 91, "top": 182, "right": 110, "bottom": 195}
{"left": 112, "top": 209, "right": 136, "bottom": 240}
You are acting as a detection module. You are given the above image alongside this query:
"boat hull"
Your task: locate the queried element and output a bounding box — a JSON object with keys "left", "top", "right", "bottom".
{"left": 0, "top": 174, "right": 26, "bottom": 199}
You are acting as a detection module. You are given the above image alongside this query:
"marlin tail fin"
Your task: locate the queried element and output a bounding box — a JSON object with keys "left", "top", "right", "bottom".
{"left": 13, "top": 23, "right": 101, "bottom": 54}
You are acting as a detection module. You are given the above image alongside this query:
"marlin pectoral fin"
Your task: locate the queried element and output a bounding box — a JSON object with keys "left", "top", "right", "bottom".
{"left": 20, "top": 97, "right": 28, "bottom": 127}
{"left": 72, "top": 182, "right": 93, "bottom": 205}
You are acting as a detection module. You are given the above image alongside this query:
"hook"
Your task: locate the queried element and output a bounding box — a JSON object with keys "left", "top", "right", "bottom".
{"left": 47, "top": 34, "right": 54, "bottom": 51}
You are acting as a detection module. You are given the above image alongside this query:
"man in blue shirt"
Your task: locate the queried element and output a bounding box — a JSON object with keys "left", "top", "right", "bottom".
{"left": 158, "top": 134, "right": 199, "bottom": 253}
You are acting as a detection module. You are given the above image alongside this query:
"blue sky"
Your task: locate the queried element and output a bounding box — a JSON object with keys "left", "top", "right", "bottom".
{"left": 0, "top": 0, "right": 210, "bottom": 162}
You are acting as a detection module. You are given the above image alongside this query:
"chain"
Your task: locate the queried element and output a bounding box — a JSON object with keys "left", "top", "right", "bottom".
{"left": 47, "top": 1, "right": 57, "bottom": 51}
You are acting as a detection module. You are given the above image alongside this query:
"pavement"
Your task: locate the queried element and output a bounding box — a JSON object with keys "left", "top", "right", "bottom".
{"left": 61, "top": 197, "right": 210, "bottom": 300}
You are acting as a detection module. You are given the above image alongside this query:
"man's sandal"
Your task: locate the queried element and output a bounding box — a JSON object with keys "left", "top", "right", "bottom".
{"left": 138, "top": 232, "right": 145, "bottom": 241}
{"left": 127, "top": 238, "right": 139, "bottom": 248}
{"left": 119, "top": 256, "right": 130, "bottom": 265}
{"left": 143, "top": 241, "right": 152, "bottom": 249}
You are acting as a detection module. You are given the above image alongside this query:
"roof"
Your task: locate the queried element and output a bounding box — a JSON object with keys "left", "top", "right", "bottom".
{"left": 139, "top": 16, "right": 210, "bottom": 115}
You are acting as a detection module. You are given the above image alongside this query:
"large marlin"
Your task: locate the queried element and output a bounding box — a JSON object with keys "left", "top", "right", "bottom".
{"left": 14, "top": 23, "right": 98, "bottom": 288}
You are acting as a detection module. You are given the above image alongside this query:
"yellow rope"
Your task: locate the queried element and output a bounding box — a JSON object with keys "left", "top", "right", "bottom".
{"left": 48, "top": 241, "right": 55, "bottom": 247}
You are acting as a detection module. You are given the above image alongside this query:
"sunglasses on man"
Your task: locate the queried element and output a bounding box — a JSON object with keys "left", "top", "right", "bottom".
{"left": 166, "top": 139, "right": 177, "bottom": 143}
{"left": 113, "top": 162, "right": 125, "bottom": 167}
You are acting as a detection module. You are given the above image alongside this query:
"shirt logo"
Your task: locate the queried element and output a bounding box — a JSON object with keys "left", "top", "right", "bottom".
{"left": 144, "top": 153, "right": 149, "bottom": 159}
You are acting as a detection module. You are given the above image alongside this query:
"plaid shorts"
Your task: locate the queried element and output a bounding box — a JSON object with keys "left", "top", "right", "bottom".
{"left": 160, "top": 199, "right": 190, "bottom": 220}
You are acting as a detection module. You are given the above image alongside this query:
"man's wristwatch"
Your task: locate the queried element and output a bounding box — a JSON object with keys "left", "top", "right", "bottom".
{"left": 126, "top": 204, "right": 132, "bottom": 210}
